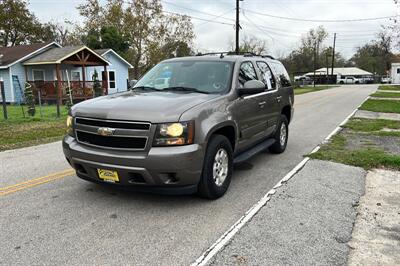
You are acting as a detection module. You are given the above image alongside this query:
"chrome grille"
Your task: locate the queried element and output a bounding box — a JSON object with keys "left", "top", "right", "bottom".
{"left": 74, "top": 117, "right": 151, "bottom": 150}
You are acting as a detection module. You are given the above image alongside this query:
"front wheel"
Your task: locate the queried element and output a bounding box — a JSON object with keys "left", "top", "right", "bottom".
{"left": 269, "top": 115, "right": 289, "bottom": 154}
{"left": 198, "top": 135, "right": 233, "bottom": 199}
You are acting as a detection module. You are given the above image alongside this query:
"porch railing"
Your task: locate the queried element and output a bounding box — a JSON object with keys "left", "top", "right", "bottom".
{"left": 27, "top": 81, "right": 108, "bottom": 103}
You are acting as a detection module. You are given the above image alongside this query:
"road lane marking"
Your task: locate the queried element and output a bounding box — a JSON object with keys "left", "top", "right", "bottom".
{"left": 0, "top": 169, "right": 74, "bottom": 196}
{"left": 191, "top": 92, "right": 375, "bottom": 266}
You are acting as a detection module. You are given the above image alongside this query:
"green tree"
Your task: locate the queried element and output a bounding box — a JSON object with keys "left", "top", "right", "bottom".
{"left": 0, "top": 0, "right": 50, "bottom": 46}
{"left": 280, "top": 26, "right": 343, "bottom": 75}
{"left": 84, "top": 26, "right": 129, "bottom": 55}
{"left": 349, "top": 32, "right": 394, "bottom": 75}
{"left": 77, "top": 0, "right": 194, "bottom": 78}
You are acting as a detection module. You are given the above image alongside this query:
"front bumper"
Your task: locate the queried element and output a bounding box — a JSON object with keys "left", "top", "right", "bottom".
{"left": 63, "top": 135, "right": 205, "bottom": 193}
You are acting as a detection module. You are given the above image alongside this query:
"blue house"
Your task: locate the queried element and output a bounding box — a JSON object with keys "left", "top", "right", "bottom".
{"left": 0, "top": 42, "right": 132, "bottom": 103}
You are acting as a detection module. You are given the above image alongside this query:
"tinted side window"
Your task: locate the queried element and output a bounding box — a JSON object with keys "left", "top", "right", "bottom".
{"left": 278, "top": 63, "right": 291, "bottom": 87}
{"left": 256, "top": 61, "right": 276, "bottom": 90}
{"left": 238, "top": 62, "right": 257, "bottom": 87}
{"left": 270, "top": 62, "right": 291, "bottom": 87}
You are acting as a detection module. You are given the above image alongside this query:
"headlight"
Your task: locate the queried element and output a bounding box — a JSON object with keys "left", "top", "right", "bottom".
{"left": 153, "top": 121, "right": 194, "bottom": 146}
{"left": 66, "top": 115, "right": 74, "bottom": 136}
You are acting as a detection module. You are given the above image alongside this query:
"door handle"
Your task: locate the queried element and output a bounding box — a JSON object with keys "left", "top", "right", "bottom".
{"left": 258, "top": 101, "right": 266, "bottom": 107}
{"left": 276, "top": 96, "right": 282, "bottom": 102}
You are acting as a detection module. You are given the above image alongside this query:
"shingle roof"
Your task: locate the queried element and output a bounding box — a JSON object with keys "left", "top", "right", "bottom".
{"left": 23, "top": 46, "right": 109, "bottom": 65}
{"left": 0, "top": 42, "right": 54, "bottom": 67}
{"left": 94, "top": 49, "right": 110, "bottom": 55}
{"left": 23, "top": 46, "right": 84, "bottom": 64}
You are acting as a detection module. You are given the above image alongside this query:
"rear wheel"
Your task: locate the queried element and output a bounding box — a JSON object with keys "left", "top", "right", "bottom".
{"left": 269, "top": 115, "right": 289, "bottom": 154}
{"left": 198, "top": 135, "right": 233, "bottom": 199}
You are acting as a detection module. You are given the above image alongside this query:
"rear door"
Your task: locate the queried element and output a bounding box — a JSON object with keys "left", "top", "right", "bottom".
{"left": 256, "top": 60, "right": 280, "bottom": 136}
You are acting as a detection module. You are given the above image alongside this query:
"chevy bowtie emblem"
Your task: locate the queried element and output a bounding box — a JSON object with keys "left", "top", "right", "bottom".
{"left": 97, "top": 127, "right": 116, "bottom": 136}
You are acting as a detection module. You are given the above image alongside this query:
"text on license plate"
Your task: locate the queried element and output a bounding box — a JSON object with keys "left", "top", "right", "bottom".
{"left": 97, "top": 169, "right": 119, "bottom": 183}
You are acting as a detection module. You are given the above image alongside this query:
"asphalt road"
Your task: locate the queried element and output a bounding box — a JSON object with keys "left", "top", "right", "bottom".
{"left": 0, "top": 85, "right": 377, "bottom": 265}
{"left": 210, "top": 159, "right": 366, "bottom": 265}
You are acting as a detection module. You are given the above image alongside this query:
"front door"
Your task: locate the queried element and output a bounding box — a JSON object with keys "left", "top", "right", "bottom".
{"left": 233, "top": 61, "right": 268, "bottom": 153}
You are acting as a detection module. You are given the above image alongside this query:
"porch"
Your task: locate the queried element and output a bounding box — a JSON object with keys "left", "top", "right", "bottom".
{"left": 27, "top": 80, "right": 108, "bottom": 102}
{"left": 23, "top": 45, "right": 109, "bottom": 103}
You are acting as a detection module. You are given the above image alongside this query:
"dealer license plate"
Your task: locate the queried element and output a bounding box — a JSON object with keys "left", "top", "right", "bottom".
{"left": 97, "top": 169, "right": 119, "bottom": 183}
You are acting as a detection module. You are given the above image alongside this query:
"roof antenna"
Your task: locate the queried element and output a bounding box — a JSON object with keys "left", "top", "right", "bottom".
{"left": 220, "top": 53, "right": 224, "bottom": 59}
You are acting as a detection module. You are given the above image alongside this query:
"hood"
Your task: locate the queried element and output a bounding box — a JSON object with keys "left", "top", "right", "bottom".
{"left": 71, "top": 90, "right": 219, "bottom": 123}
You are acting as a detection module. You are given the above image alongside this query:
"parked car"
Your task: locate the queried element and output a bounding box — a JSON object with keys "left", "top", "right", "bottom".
{"left": 63, "top": 53, "right": 294, "bottom": 199}
{"left": 381, "top": 76, "right": 391, "bottom": 84}
{"left": 361, "top": 76, "right": 374, "bottom": 84}
{"left": 294, "top": 75, "right": 312, "bottom": 85}
{"left": 337, "top": 76, "right": 361, "bottom": 84}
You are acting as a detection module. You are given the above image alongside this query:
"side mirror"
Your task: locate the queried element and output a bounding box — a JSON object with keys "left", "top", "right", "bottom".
{"left": 238, "top": 80, "right": 266, "bottom": 96}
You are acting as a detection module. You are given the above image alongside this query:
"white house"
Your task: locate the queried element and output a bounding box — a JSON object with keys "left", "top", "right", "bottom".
{"left": 390, "top": 63, "right": 400, "bottom": 84}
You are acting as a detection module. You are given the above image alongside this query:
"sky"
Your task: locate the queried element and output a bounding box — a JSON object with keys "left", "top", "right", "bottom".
{"left": 28, "top": 0, "right": 399, "bottom": 59}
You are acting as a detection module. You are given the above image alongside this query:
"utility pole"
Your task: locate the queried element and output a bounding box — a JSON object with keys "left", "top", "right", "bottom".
{"left": 326, "top": 52, "right": 329, "bottom": 84}
{"left": 330, "top": 33, "right": 336, "bottom": 84}
{"left": 313, "top": 41, "right": 317, "bottom": 88}
{"left": 235, "top": 0, "right": 241, "bottom": 54}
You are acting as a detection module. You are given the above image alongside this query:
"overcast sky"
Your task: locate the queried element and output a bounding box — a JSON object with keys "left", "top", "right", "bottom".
{"left": 29, "top": 0, "right": 398, "bottom": 58}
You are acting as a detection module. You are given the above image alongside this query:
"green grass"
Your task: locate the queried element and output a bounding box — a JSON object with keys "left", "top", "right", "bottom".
{"left": 378, "top": 85, "right": 400, "bottom": 91}
{"left": 294, "top": 85, "right": 337, "bottom": 95}
{"left": 0, "top": 105, "right": 68, "bottom": 123}
{"left": 359, "top": 99, "right": 400, "bottom": 113}
{"left": 371, "top": 91, "right": 400, "bottom": 98}
{"left": 344, "top": 118, "right": 400, "bottom": 132}
{"left": 0, "top": 105, "right": 68, "bottom": 151}
{"left": 309, "top": 134, "right": 400, "bottom": 170}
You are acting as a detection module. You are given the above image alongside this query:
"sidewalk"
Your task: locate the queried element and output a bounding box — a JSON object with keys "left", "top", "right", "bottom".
{"left": 209, "top": 159, "right": 399, "bottom": 265}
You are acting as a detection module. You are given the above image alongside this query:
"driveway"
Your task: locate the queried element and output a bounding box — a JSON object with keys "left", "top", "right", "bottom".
{"left": 0, "top": 85, "right": 377, "bottom": 265}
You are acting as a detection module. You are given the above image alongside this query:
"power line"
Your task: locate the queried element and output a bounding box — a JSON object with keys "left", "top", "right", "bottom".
{"left": 162, "top": 0, "right": 235, "bottom": 23}
{"left": 162, "top": 10, "right": 235, "bottom": 26}
{"left": 196, "top": 8, "right": 236, "bottom": 27}
{"left": 242, "top": 8, "right": 397, "bottom": 22}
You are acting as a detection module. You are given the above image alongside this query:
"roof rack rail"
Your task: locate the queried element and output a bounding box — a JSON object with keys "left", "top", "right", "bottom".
{"left": 226, "top": 51, "right": 257, "bottom": 56}
{"left": 261, "top": 55, "right": 275, "bottom": 60}
{"left": 195, "top": 52, "right": 276, "bottom": 59}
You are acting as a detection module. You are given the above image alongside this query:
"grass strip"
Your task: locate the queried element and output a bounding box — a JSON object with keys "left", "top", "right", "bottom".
{"left": 371, "top": 91, "right": 400, "bottom": 98}
{"left": 294, "top": 85, "right": 337, "bottom": 95}
{"left": 359, "top": 99, "right": 400, "bottom": 114}
{"left": 378, "top": 85, "right": 400, "bottom": 91}
{"left": 309, "top": 134, "right": 400, "bottom": 170}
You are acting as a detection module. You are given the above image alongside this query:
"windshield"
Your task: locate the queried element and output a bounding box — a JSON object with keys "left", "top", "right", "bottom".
{"left": 134, "top": 60, "right": 234, "bottom": 94}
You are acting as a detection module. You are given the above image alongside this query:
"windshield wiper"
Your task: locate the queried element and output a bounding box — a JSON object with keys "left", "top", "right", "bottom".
{"left": 162, "top": 86, "right": 210, "bottom": 94}
{"left": 133, "top": 86, "right": 160, "bottom": 91}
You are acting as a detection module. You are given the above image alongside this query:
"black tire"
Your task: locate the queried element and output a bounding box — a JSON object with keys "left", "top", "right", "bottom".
{"left": 339, "top": 81, "right": 344, "bottom": 84}
{"left": 198, "top": 135, "right": 233, "bottom": 199}
{"left": 269, "top": 115, "right": 289, "bottom": 154}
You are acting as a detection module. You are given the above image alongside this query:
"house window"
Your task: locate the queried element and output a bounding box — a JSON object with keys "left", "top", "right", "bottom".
{"left": 71, "top": 71, "right": 81, "bottom": 81}
{"left": 397, "top": 68, "right": 400, "bottom": 74}
{"left": 109, "top": 71, "right": 116, "bottom": 89}
{"left": 32, "top": 70, "right": 45, "bottom": 81}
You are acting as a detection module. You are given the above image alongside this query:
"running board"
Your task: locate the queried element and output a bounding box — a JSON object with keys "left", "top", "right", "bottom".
{"left": 233, "top": 138, "right": 276, "bottom": 164}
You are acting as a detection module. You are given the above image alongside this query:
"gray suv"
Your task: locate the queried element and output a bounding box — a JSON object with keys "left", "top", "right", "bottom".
{"left": 63, "top": 53, "right": 294, "bottom": 199}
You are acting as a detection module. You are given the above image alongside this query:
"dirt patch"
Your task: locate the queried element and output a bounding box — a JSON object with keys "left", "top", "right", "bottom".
{"left": 343, "top": 129, "right": 400, "bottom": 156}
{"left": 348, "top": 169, "right": 400, "bottom": 265}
